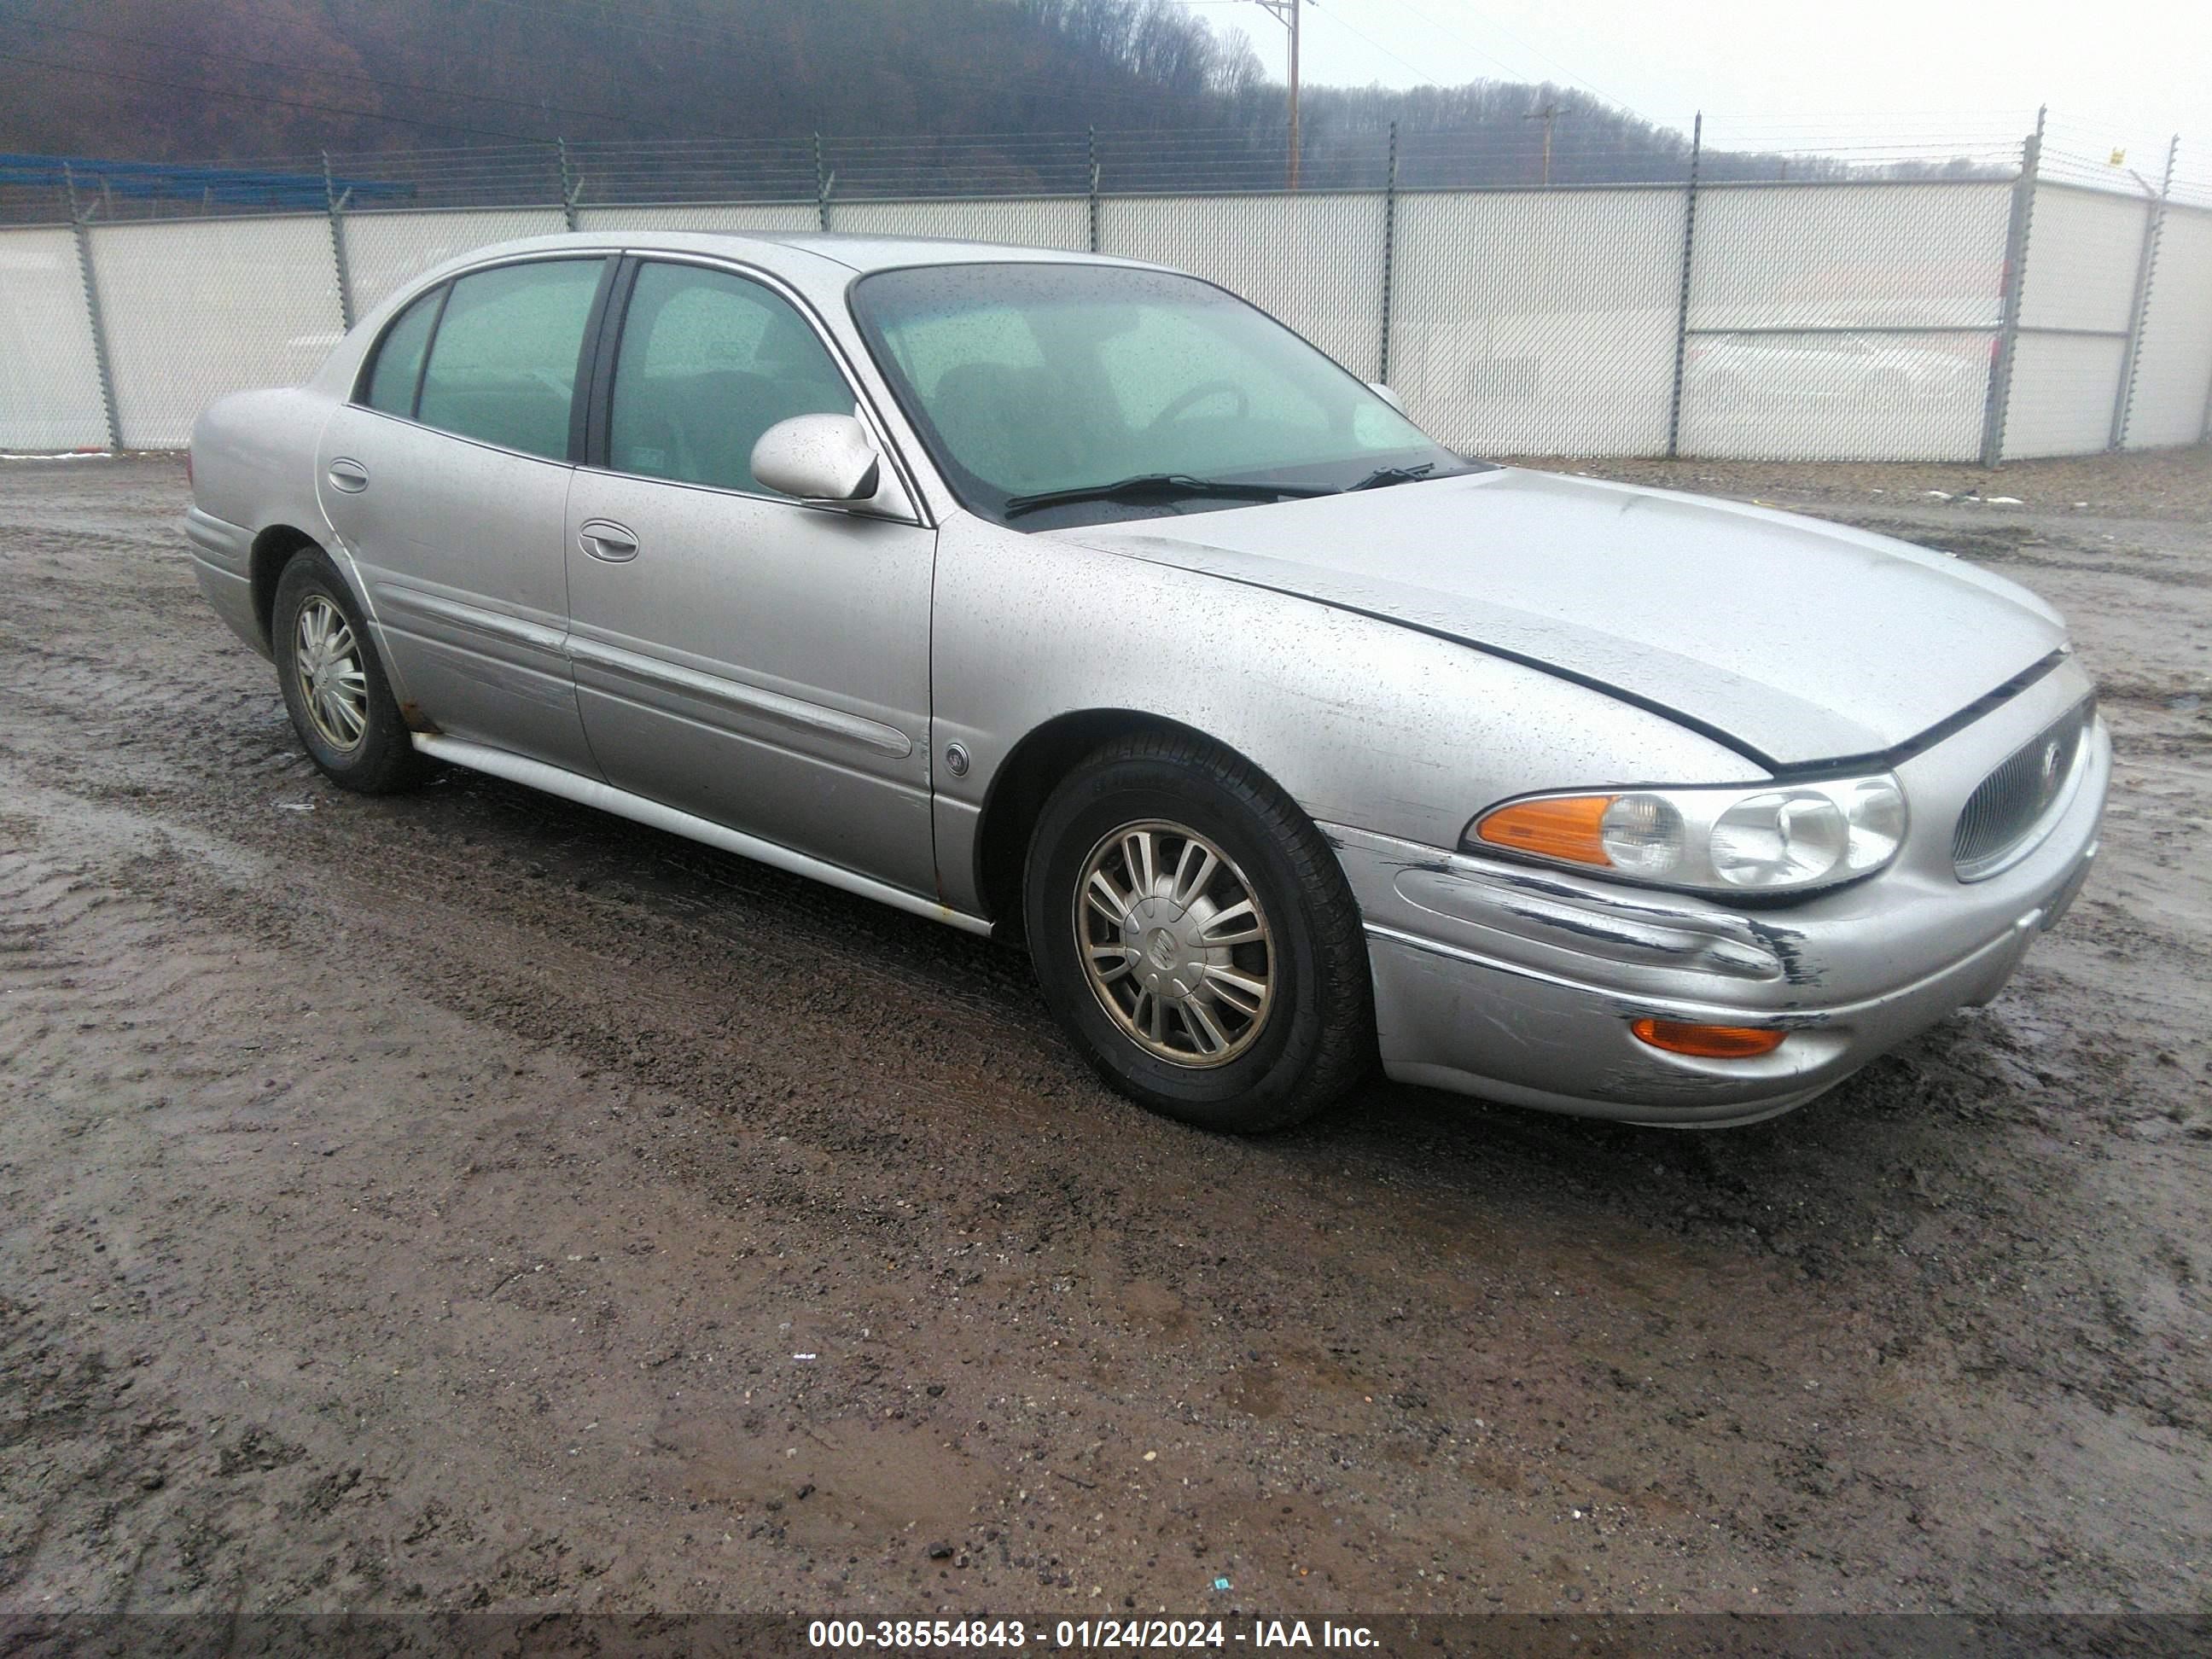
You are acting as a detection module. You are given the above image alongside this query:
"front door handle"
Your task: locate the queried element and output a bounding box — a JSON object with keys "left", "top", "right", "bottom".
{"left": 327, "top": 457, "right": 370, "bottom": 493}
{"left": 578, "top": 519, "right": 639, "bottom": 563}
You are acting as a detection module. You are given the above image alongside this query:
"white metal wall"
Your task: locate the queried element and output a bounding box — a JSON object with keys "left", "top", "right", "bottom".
{"left": 2017, "top": 183, "right": 2146, "bottom": 333}
{"left": 341, "top": 207, "right": 570, "bottom": 316}
{"left": 0, "top": 228, "right": 108, "bottom": 450}
{"left": 2001, "top": 183, "right": 2146, "bottom": 459}
{"left": 2122, "top": 204, "right": 2212, "bottom": 448}
{"left": 90, "top": 217, "right": 345, "bottom": 450}
{"left": 1101, "top": 193, "right": 1388, "bottom": 379}
{"left": 2003, "top": 333, "right": 2126, "bottom": 457}
{"left": 1387, "top": 188, "right": 1682, "bottom": 456}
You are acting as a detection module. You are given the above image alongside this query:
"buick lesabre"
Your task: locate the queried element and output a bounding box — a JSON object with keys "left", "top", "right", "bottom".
{"left": 184, "top": 232, "right": 2108, "bottom": 1132}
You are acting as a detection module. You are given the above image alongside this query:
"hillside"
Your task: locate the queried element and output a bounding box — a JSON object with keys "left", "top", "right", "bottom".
{"left": 0, "top": 0, "right": 1996, "bottom": 189}
{"left": 0, "top": 0, "right": 1260, "bottom": 158}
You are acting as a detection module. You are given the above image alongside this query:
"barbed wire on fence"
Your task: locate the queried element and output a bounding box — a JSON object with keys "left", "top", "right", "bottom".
{"left": 0, "top": 115, "right": 2123, "bottom": 224}
{"left": 14, "top": 108, "right": 2209, "bottom": 229}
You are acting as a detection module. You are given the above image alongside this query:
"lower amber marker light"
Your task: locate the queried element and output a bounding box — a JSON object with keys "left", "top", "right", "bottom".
{"left": 1630, "top": 1018, "right": 1788, "bottom": 1059}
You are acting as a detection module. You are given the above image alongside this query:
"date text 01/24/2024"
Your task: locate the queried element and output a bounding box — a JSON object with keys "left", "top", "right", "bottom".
{"left": 806, "top": 1619, "right": 1382, "bottom": 1649}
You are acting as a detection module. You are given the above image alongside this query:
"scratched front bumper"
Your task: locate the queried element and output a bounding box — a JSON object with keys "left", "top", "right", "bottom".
{"left": 1326, "top": 678, "right": 2110, "bottom": 1127}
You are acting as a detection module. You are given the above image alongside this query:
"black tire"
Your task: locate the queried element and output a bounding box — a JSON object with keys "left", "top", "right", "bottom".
{"left": 1022, "top": 730, "right": 1373, "bottom": 1132}
{"left": 271, "top": 549, "right": 427, "bottom": 794}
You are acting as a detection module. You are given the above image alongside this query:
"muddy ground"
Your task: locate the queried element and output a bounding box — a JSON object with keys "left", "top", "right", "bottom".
{"left": 1, "top": 451, "right": 2208, "bottom": 1624}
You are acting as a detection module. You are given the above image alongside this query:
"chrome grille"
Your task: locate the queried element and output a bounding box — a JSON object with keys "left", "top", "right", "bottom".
{"left": 1952, "top": 698, "right": 2093, "bottom": 880}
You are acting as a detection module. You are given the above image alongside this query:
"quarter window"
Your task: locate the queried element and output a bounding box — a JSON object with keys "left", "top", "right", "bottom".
{"left": 608, "top": 262, "right": 855, "bottom": 495}
{"left": 362, "top": 287, "right": 442, "bottom": 417}
{"left": 415, "top": 259, "right": 605, "bottom": 461}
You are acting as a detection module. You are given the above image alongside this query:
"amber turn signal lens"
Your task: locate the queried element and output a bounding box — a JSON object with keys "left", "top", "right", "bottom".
{"left": 1630, "top": 1018, "right": 1787, "bottom": 1059}
{"left": 1474, "top": 794, "right": 1616, "bottom": 866}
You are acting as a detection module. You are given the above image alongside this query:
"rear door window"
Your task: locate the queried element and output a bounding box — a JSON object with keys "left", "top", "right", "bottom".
{"left": 416, "top": 259, "right": 606, "bottom": 461}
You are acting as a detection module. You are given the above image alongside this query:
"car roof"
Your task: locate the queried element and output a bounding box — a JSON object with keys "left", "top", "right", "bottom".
{"left": 329, "top": 225, "right": 1180, "bottom": 417}
{"left": 428, "top": 228, "right": 1159, "bottom": 280}
{"left": 746, "top": 229, "right": 1155, "bottom": 275}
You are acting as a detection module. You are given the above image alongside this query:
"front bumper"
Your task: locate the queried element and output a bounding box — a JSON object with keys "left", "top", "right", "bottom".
{"left": 1329, "top": 665, "right": 2110, "bottom": 1126}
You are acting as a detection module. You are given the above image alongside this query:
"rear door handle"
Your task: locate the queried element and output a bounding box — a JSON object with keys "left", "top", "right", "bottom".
{"left": 578, "top": 519, "right": 639, "bottom": 562}
{"left": 327, "top": 457, "right": 370, "bottom": 493}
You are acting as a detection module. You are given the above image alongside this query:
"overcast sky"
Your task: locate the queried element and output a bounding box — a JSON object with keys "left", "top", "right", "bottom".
{"left": 1190, "top": 0, "right": 2212, "bottom": 173}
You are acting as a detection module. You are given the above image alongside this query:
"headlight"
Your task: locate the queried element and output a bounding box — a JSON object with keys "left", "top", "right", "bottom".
{"left": 1467, "top": 774, "right": 1908, "bottom": 895}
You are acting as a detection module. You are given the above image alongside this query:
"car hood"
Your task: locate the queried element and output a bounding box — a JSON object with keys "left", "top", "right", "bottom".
{"left": 1051, "top": 466, "right": 2066, "bottom": 768}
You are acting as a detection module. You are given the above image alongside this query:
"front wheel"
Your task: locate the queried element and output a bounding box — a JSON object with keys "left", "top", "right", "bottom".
{"left": 1023, "top": 731, "right": 1373, "bottom": 1132}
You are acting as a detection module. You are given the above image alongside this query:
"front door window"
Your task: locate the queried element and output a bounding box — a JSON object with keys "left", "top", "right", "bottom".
{"left": 608, "top": 262, "right": 855, "bottom": 495}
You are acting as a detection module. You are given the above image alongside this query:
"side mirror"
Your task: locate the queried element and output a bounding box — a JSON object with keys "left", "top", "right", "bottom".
{"left": 751, "top": 413, "right": 882, "bottom": 504}
{"left": 1366, "top": 381, "right": 1406, "bottom": 414}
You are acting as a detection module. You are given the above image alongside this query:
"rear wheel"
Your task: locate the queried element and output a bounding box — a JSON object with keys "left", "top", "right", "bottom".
{"left": 1023, "top": 731, "right": 1372, "bottom": 1132}
{"left": 272, "top": 550, "right": 426, "bottom": 794}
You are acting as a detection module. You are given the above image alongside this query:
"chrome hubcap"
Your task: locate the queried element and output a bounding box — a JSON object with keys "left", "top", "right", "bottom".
{"left": 1074, "top": 819, "right": 1274, "bottom": 1068}
{"left": 294, "top": 595, "right": 368, "bottom": 752}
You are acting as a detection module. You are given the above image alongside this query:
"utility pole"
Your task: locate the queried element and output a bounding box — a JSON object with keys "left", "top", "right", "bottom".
{"left": 1525, "top": 99, "right": 1562, "bottom": 187}
{"left": 1249, "top": 0, "right": 1304, "bottom": 191}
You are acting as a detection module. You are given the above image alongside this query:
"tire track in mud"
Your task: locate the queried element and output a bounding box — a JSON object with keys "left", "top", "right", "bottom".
{"left": 0, "top": 812, "right": 1643, "bottom": 1613}
{"left": 0, "top": 828, "right": 1058, "bottom": 1608}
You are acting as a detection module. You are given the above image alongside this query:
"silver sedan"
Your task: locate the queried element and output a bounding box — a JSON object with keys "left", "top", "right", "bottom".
{"left": 184, "top": 231, "right": 2108, "bottom": 1132}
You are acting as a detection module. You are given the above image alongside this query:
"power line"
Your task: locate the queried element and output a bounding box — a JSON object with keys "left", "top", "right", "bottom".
{"left": 1523, "top": 100, "right": 1563, "bottom": 186}
{"left": 1211, "top": 0, "right": 1644, "bottom": 117}
{"left": 1432, "top": 0, "right": 1643, "bottom": 114}
{"left": 1173, "top": 0, "right": 1445, "bottom": 87}
{"left": 1244, "top": 2, "right": 1308, "bottom": 188}
{"left": 1307, "top": 4, "right": 1445, "bottom": 90}
{"left": 1189, "top": 0, "right": 1628, "bottom": 116}
{"left": 1348, "top": 0, "right": 1516, "bottom": 84}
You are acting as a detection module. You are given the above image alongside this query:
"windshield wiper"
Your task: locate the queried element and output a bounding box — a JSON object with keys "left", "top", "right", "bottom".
{"left": 1001, "top": 473, "right": 1330, "bottom": 519}
{"left": 1342, "top": 462, "right": 1438, "bottom": 492}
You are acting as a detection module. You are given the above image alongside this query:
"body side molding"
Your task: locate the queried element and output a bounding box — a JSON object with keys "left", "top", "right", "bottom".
{"left": 564, "top": 632, "right": 916, "bottom": 758}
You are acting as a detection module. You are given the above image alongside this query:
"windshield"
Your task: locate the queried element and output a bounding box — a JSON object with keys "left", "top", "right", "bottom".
{"left": 848, "top": 261, "right": 1481, "bottom": 529}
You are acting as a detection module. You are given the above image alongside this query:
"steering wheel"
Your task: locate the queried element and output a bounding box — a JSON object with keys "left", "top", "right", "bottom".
{"left": 1148, "top": 380, "right": 1249, "bottom": 430}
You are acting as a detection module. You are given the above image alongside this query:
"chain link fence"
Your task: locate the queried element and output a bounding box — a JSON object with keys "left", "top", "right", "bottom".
{"left": 1388, "top": 185, "right": 1686, "bottom": 457}
{"left": 0, "top": 227, "right": 107, "bottom": 450}
{"left": 3, "top": 117, "right": 2209, "bottom": 463}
